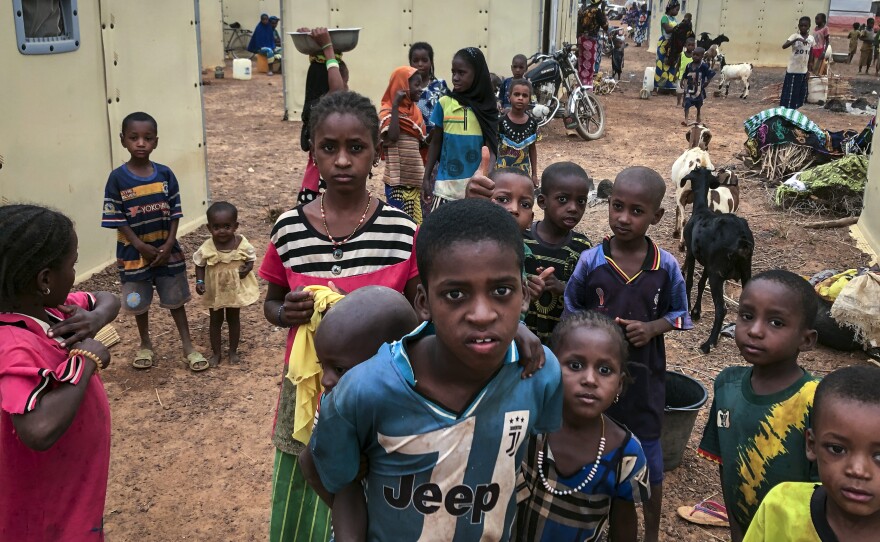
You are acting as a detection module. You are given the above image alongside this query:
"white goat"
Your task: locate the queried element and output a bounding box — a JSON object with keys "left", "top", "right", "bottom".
{"left": 717, "top": 57, "right": 753, "bottom": 99}
{"left": 672, "top": 124, "right": 741, "bottom": 251}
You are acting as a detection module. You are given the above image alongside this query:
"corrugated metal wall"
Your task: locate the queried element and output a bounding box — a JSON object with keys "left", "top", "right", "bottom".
{"left": 858, "top": 146, "right": 880, "bottom": 258}
{"left": 281, "top": 0, "right": 542, "bottom": 117}
{"left": 0, "top": 1, "right": 209, "bottom": 282}
{"left": 650, "top": 0, "right": 831, "bottom": 67}
{"left": 200, "top": 0, "right": 226, "bottom": 69}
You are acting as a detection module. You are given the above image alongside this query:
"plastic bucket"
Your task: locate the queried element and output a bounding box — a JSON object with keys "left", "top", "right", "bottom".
{"left": 255, "top": 54, "right": 269, "bottom": 73}
{"left": 807, "top": 76, "right": 828, "bottom": 104}
{"left": 642, "top": 66, "right": 653, "bottom": 92}
{"left": 660, "top": 371, "right": 708, "bottom": 471}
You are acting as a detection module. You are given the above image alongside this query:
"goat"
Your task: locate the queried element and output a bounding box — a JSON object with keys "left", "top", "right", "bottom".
{"left": 683, "top": 168, "right": 754, "bottom": 354}
{"left": 672, "top": 125, "right": 714, "bottom": 249}
{"left": 709, "top": 167, "right": 740, "bottom": 213}
{"left": 717, "top": 57, "right": 753, "bottom": 99}
{"left": 697, "top": 32, "right": 729, "bottom": 51}
{"left": 704, "top": 44, "right": 721, "bottom": 69}
{"left": 672, "top": 129, "right": 742, "bottom": 250}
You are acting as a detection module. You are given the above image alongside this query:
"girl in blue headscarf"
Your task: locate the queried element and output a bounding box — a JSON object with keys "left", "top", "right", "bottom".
{"left": 248, "top": 13, "right": 282, "bottom": 74}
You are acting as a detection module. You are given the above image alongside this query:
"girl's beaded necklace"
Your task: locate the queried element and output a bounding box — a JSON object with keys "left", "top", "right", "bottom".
{"left": 320, "top": 192, "right": 372, "bottom": 261}
{"left": 537, "top": 415, "right": 606, "bottom": 496}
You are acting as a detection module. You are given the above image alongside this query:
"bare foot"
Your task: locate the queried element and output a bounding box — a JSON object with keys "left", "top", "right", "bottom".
{"left": 209, "top": 352, "right": 221, "bottom": 367}
{"left": 228, "top": 351, "right": 241, "bottom": 365}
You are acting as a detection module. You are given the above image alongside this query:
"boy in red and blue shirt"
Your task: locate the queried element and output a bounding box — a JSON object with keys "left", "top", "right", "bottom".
{"left": 564, "top": 166, "right": 692, "bottom": 542}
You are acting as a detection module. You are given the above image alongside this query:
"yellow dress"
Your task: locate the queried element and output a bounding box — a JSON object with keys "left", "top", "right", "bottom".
{"left": 192, "top": 235, "right": 260, "bottom": 309}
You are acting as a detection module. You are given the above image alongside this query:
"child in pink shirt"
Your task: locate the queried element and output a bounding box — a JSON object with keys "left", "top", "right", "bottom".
{"left": 0, "top": 204, "right": 120, "bottom": 541}
{"left": 811, "top": 13, "right": 830, "bottom": 74}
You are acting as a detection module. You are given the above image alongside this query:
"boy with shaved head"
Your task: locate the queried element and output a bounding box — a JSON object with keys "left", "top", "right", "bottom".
{"left": 314, "top": 286, "right": 419, "bottom": 393}
{"left": 745, "top": 364, "right": 880, "bottom": 541}
{"left": 564, "top": 166, "right": 692, "bottom": 542}
{"left": 298, "top": 286, "right": 419, "bottom": 540}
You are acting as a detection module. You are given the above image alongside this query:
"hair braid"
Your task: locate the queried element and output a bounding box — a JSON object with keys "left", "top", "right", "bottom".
{"left": 308, "top": 91, "right": 380, "bottom": 148}
{"left": 552, "top": 310, "right": 630, "bottom": 367}
{"left": 0, "top": 204, "right": 75, "bottom": 302}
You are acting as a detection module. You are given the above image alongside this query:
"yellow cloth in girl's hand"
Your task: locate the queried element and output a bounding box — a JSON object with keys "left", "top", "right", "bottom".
{"left": 286, "top": 285, "right": 345, "bottom": 444}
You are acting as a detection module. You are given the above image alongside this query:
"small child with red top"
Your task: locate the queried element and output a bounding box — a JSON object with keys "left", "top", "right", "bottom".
{"left": 0, "top": 204, "right": 120, "bottom": 541}
{"left": 810, "top": 13, "right": 830, "bottom": 74}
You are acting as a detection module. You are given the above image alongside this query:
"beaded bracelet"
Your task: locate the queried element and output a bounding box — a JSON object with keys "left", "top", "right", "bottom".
{"left": 325, "top": 59, "right": 340, "bottom": 70}
{"left": 196, "top": 279, "right": 205, "bottom": 285}
{"left": 276, "top": 304, "right": 288, "bottom": 327}
{"left": 321, "top": 42, "right": 333, "bottom": 51}
{"left": 70, "top": 348, "right": 103, "bottom": 373}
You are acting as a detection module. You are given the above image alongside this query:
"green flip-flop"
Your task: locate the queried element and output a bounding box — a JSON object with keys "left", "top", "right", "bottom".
{"left": 132, "top": 348, "right": 154, "bottom": 369}
{"left": 186, "top": 352, "right": 210, "bottom": 372}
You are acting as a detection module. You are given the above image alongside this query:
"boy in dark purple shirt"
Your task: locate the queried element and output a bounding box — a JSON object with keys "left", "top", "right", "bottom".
{"left": 564, "top": 166, "right": 692, "bottom": 542}
{"left": 681, "top": 47, "right": 715, "bottom": 125}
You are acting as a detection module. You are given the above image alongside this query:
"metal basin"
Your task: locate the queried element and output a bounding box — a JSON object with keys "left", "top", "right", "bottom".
{"left": 287, "top": 28, "right": 361, "bottom": 55}
{"left": 831, "top": 52, "right": 849, "bottom": 64}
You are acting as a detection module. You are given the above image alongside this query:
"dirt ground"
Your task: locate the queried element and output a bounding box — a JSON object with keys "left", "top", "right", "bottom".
{"left": 80, "top": 32, "right": 877, "bottom": 542}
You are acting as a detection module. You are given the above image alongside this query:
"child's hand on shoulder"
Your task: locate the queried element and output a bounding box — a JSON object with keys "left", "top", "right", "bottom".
{"left": 48, "top": 304, "right": 104, "bottom": 348}
{"left": 71, "top": 338, "right": 111, "bottom": 372}
{"left": 514, "top": 323, "right": 545, "bottom": 379}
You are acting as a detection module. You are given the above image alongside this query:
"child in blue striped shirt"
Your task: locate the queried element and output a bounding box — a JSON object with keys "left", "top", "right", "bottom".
{"left": 101, "top": 111, "right": 208, "bottom": 372}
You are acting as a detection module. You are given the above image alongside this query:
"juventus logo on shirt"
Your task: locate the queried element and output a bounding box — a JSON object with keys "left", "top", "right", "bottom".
{"left": 717, "top": 409, "right": 730, "bottom": 429}
{"left": 504, "top": 414, "right": 527, "bottom": 457}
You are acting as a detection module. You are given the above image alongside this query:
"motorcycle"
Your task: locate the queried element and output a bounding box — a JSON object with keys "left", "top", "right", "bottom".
{"left": 525, "top": 42, "right": 606, "bottom": 141}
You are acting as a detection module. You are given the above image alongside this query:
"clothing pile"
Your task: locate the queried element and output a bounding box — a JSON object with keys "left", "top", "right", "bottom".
{"left": 742, "top": 107, "right": 870, "bottom": 181}
{"left": 774, "top": 154, "right": 868, "bottom": 215}
{"left": 830, "top": 269, "right": 880, "bottom": 349}
{"left": 808, "top": 268, "right": 880, "bottom": 354}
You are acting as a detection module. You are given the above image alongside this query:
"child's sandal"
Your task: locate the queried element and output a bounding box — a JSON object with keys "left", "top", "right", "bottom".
{"left": 677, "top": 499, "right": 729, "bottom": 527}
{"left": 132, "top": 348, "right": 154, "bottom": 369}
{"left": 186, "top": 351, "right": 210, "bottom": 372}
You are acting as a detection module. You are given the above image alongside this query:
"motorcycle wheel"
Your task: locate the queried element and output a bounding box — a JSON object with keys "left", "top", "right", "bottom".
{"left": 574, "top": 93, "right": 606, "bottom": 141}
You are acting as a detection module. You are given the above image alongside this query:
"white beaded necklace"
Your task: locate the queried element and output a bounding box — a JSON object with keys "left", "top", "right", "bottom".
{"left": 537, "top": 416, "right": 606, "bottom": 496}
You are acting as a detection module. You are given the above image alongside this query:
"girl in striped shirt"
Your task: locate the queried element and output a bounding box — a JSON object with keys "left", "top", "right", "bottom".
{"left": 259, "top": 90, "right": 420, "bottom": 542}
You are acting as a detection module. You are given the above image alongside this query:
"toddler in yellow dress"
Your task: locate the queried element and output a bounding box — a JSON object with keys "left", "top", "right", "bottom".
{"left": 193, "top": 202, "right": 260, "bottom": 366}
